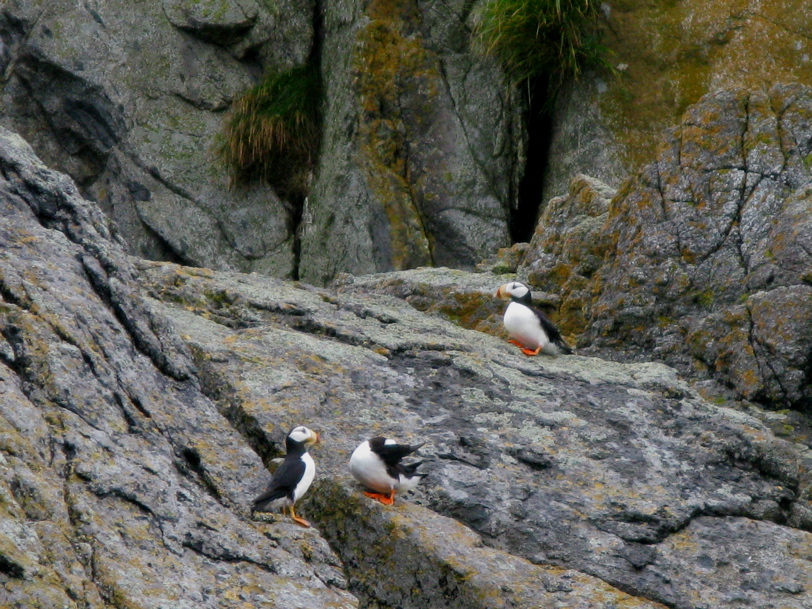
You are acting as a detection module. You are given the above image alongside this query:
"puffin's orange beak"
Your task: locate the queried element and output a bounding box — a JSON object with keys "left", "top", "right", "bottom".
{"left": 308, "top": 431, "right": 322, "bottom": 447}
{"left": 495, "top": 285, "right": 507, "bottom": 299}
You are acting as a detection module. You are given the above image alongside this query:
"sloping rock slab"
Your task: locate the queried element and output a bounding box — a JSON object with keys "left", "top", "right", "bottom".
{"left": 0, "top": 127, "right": 355, "bottom": 608}
{"left": 136, "top": 259, "right": 812, "bottom": 609}
{"left": 306, "top": 479, "right": 669, "bottom": 609}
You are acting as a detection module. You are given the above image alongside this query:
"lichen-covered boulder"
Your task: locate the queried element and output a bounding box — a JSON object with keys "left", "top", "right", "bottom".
{"left": 299, "top": 0, "right": 519, "bottom": 284}
{"left": 542, "top": 0, "right": 812, "bottom": 205}
{"left": 521, "top": 85, "right": 812, "bottom": 411}
{"left": 521, "top": 173, "right": 615, "bottom": 339}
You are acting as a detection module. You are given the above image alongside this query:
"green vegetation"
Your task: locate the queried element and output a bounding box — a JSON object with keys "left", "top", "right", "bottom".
{"left": 473, "top": 0, "right": 614, "bottom": 91}
{"left": 217, "top": 64, "right": 321, "bottom": 199}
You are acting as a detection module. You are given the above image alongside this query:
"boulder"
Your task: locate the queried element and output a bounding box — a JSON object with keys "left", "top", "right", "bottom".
{"left": 521, "top": 85, "right": 812, "bottom": 412}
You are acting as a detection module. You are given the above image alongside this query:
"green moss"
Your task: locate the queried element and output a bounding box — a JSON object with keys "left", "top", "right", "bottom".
{"left": 354, "top": 1, "right": 435, "bottom": 269}
{"left": 657, "top": 315, "right": 675, "bottom": 327}
{"left": 597, "top": 0, "right": 812, "bottom": 174}
{"left": 473, "top": 0, "right": 614, "bottom": 89}
{"left": 692, "top": 288, "right": 714, "bottom": 308}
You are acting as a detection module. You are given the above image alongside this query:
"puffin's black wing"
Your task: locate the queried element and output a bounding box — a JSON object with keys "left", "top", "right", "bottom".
{"left": 369, "top": 438, "right": 425, "bottom": 480}
{"left": 252, "top": 458, "right": 305, "bottom": 511}
{"left": 532, "top": 306, "right": 572, "bottom": 354}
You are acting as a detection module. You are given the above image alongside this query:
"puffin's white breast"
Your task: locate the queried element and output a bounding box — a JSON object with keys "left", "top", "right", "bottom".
{"left": 503, "top": 302, "right": 549, "bottom": 350}
{"left": 293, "top": 452, "right": 316, "bottom": 502}
{"left": 349, "top": 441, "right": 396, "bottom": 493}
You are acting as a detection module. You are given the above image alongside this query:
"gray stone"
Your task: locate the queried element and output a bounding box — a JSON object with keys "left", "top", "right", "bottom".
{"left": 0, "top": 127, "right": 355, "bottom": 608}
{"left": 299, "top": 0, "right": 519, "bottom": 284}
{"left": 541, "top": 76, "right": 627, "bottom": 205}
{"left": 5, "top": 125, "right": 812, "bottom": 609}
{"left": 0, "top": 0, "right": 310, "bottom": 275}
{"left": 137, "top": 257, "right": 812, "bottom": 609}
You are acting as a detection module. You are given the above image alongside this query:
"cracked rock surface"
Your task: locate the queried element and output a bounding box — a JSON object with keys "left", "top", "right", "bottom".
{"left": 0, "top": 0, "right": 520, "bottom": 282}
{"left": 3, "top": 124, "right": 812, "bottom": 609}
{"left": 0, "top": 0, "right": 311, "bottom": 275}
{"left": 299, "top": 0, "right": 519, "bottom": 283}
{"left": 135, "top": 261, "right": 812, "bottom": 609}
{"left": 0, "top": 127, "right": 354, "bottom": 608}
{"left": 521, "top": 85, "right": 812, "bottom": 412}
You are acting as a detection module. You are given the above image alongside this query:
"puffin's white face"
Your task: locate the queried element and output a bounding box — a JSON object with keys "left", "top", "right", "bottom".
{"left": 288, "top": 426, "right": 320, "bottom": 446}
{"left": 496, "top": 281, "right": 530, "bottom": 300}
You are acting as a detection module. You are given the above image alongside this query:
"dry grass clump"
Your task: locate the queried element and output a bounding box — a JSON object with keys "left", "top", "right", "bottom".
{"left": 217, "top": 65, "right": 320, "bottom": 199}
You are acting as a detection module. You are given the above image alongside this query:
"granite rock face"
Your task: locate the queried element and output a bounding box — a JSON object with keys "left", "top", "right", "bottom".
{"left": 0, "top": 0, "right": 312, "bottom": 276}
{"left": 137, "top": 258, "right": 812, "bottom": 609}
{"left": 0, "top": 0, "right": 520, "bottom": 284}
{"left": 299, "top": 0, "right": 519, "bottom": 284}
{"left": 4, "top": 126, "right": 812, "bottom": 609}
{"left": 521, "top": 85, "right": 812, "bottom": 412}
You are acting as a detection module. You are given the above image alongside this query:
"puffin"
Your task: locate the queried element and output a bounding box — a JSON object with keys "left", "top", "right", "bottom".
{"left": 349, "top": 437, "right": 426, "bottom": 505}
{"left": 252, "top": 425, "right": 321, "bottom": 527}
{"left": 495, "top": 281, "right": 572, "bottom": 356}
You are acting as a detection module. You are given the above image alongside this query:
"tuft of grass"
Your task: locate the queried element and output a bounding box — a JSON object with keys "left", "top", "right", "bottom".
{"left": 473, "top": 0, "right": 614, "bottom": 90}
{"left": 217, "top": 65, "right": 321, "bottom": 199}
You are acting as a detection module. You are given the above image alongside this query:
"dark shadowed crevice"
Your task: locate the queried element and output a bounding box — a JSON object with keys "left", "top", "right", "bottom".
{"left": 289, "top": 0, "right": 325, "bottom": 280}
{"left": 0, "top": 554, "right": 25, "bottom": 579}
{"left": 512, "top": 76, "right": 553, "bottom": 244}
{"left": 176, "top": 446, "right": 224, "bottom": 504}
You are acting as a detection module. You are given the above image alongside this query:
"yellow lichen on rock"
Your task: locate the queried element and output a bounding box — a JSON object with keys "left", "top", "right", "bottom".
{"left": 600, "top": 0, "right": 812, "bottom": 171}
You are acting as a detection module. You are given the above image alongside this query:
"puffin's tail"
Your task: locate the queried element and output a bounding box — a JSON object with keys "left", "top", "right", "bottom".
{"left": 555, "top": 339, "right": 573, "bottom": 355}
{"left": 252, "top": 488, "right": 286, "bottom": 513}
{"left": 407, "top": 442, "right": 426, "bottom": 456}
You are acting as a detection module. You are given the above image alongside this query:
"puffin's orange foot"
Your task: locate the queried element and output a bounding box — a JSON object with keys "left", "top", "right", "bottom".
{"left": 508, "top": 339, "right": 541, "bottom": 356}
{"left": 364, "top": 491, "right": 395, "bottom": 505}
{"left": 291, "top": 515, "right": 311, "bottom": 527}
{"left": 289, "top": 506, "right": 311, "bottom": 527}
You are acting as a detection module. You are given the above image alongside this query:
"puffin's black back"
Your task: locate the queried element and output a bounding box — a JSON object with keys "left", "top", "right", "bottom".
{"left": 252, "top": 457, "right": 306, "bottom": 511}
{"left": 369, "top": 437, "right": 425, "bottom": 480}
{"left": 531, "top": 305, "right": 572, "bottom": 354}
{"left": 252, "top": 429, "right": 309, "bottom": 512}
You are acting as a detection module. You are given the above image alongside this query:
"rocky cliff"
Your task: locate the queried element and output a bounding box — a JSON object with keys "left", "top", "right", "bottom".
{"left": 522, "top": 85, "right": 812, "bottom": 414}
{"left": 0, "top": 0, "right": 520, "bottom": 282}
{"left": 0, "top": 0, "right": 317, "bottom": 276}
{"left": 2, "top": 127, "right": 812, "bottom": 609}
{"left": 544, "top": 0, "right": 812, "bottom": 205}
{"left": 298, "top": 0, "right": 519, "bottom": 284}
